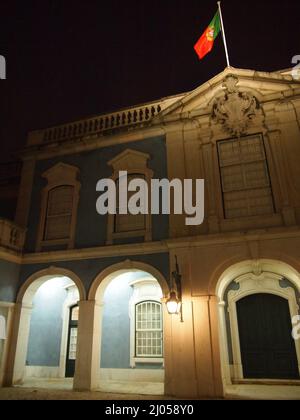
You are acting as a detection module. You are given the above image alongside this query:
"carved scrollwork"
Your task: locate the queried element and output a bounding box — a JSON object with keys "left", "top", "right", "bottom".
{"left": 212, "top": 75, "right": 261, "bottom": 137}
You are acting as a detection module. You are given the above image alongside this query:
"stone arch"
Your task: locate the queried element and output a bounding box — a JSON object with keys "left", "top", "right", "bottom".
{"left": 76, "top": 259, "right": 169, "bottom": 394}
{"left": 6, "top": 267, "right": 85, "bottom": 386}
{"left": 16, "top": 267, "right": 86, "bottom": 304}
{"left": 215, "top": 259, "right": 300, "bottom": 388}
{"left": 215, "top": 259, "right": 300, "bottom": 300}
{"left": 17, "top": 266, "right": 86, "bottom": 304}
{"left": 89, "top": 260, "right": 169, "bottom": 302}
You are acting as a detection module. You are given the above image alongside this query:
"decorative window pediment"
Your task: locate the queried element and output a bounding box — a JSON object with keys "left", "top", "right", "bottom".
{"left": 106, "top": 149, "right": 153, "bottom": 245}
{"left": 108, "top": 149, "right": 151, "bottom": 172}
{"left": 36, "top": 163, "right": 81, "bottom": 252}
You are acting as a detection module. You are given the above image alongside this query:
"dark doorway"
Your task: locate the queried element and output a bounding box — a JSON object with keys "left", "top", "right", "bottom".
{"left": 65, "top": 305, "right": 79, "bottom": 378}
{"left": 236, "top": 294, "right": 299, "bottom": 379}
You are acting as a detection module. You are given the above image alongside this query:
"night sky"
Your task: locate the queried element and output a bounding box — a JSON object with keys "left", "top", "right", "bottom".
{"left": 1, "top": 0, "right": 299, "bottom": 162}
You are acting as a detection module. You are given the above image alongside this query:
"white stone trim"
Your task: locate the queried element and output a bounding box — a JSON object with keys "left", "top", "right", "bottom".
{"left": 36, "top": 163, "right": 81, "bottom": 252}
{"left": 216, "top": 260, "right": 300, "bottom": 386}
{"left": 0, "top": 303, "right": 15, "bottom": 387}
{"left": 106, "top": 149, "right": 153, "bottom": 245}
{"left": 128, "top": 279, "right": 164, "bottom": 367}
{"left": 227, "top": 272, "right": 300, "bottom": 380}
{"left": 98, "top": 368, "right": 164, "bottom": 385}
{"left": 25, "top": 366, "right": 60, "bottom": 379}
{"left": 58, "top": 285, "right": 79, "bottom": 378}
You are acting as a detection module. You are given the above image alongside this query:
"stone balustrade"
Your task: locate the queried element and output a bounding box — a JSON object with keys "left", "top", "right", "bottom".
{"left": 42, "top": 102, "right": 163, "bottom": 144}
{"left": 0, "top": 219, "right": 26, "bottom": 253}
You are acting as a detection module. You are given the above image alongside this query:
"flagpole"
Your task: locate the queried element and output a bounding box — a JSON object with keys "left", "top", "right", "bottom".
{"left": 217, "top": 1, "right": 231, "bottom": 67}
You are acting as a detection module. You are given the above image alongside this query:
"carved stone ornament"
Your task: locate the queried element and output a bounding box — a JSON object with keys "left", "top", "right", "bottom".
{"left": 212, "top": 75, "right": 261, "bottom": 137}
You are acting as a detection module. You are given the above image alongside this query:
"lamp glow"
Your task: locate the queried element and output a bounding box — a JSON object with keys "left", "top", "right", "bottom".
{"left": 166, "top": 291, "right": 181, "bottom": 315}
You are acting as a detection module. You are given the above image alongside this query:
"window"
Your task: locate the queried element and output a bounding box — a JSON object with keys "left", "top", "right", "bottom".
{"left": 106, "top": 149, "right": 153, "bottom": 245}
{"left": 36, "top": 163, "right": 81, "bottom": 252}
{"left": 115, "top": 174, "right": 146, "bottom": 234}
{"left": 44, "top": 186, "right": 74, "bottom": 241}
{"left": 135, "top": 301, "right": 163, "bottom": 358}
{"left": 218, "top": 134, "right": 274, "bottom": 219}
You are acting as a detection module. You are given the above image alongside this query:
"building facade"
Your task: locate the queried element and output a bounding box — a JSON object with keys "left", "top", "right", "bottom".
{"left": 0, "top": 67, "right": 300, "bottom": 398}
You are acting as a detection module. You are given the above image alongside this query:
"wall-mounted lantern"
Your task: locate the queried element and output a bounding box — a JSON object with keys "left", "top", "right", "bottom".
{"left": 166, "top": 256, "right": 184, "bottom": 322}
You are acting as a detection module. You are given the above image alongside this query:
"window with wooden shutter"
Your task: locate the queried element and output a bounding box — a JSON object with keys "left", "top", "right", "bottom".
{"left": 44, "top": 186, "right": 74, "bottom": 241}
{"left": 115, "top": 174, "right": 146, "bottom": 233}
{"left": 218, "top": 134, "right": 274, "bottom": 219}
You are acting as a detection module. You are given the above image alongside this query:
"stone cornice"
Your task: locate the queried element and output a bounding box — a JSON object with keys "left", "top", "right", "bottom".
{"left": 0, "top": 247, "right": 22, "bottom": 264}
{"left": 20, "top": 226, "right": 300, "bottom": 265}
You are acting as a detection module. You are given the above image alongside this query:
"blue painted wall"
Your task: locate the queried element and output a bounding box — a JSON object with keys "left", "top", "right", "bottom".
{"left": 19, "top": 253, "right": 170, "bottom": 298}
{"left": 0, "top": 259, "right": 21, "bottom": 303}
{"left": 26, "top": 278, "right": 68, "bottom": 367}
{"left": 101, "top": 275, "right": 133, "bottom": 369}
{"left": 25, "top": 136, "right": 168, "bottom": 253}
{"left": 101, "top": 272, "right": 163, "bottom": 369}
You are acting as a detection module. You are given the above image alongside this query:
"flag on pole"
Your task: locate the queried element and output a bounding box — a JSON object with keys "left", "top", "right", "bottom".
{"left": 194, "top": 10, "right": 221, "bottom": 60}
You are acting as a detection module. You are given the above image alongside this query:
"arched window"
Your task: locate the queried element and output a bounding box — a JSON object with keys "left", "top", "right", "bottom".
{"left": 44, "top": 186, "right": 74, "bottom": 241}
{"left": 135, "top": 301, "right": 163, "bottom": 358}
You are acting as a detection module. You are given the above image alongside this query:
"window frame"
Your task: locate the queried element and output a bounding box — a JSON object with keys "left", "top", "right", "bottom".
{"left": 135, "top": 300, "right": 163, "bottom": 359}
{"left": 129, "top": 279, "right": 164, "bottom": 367}
{"left": 217, "top": 133, "right": 275, "bottom": 220}
{"left": 43, "top": 185, "right": 75, "bottom": 242}
{"left": 36, "top": 163, "right": 81, "bottom": 252}
{"left": 106, "top": 150, "right": 153, "bottom": 245}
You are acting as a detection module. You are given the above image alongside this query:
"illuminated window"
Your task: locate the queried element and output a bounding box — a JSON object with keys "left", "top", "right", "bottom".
{"left": 218, "top": 134, "right": 274, "bottom": 219}
{"left": 135, "top": 301, "right": 163, "bottom": 358}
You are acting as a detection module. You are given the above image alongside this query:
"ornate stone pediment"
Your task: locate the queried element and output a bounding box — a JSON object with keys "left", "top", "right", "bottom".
{"left": 212, "top": 75, "right": 261, "bottom": 137}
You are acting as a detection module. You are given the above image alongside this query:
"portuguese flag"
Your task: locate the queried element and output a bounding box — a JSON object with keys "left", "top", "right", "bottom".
{"left": 194, "top": 11, "right": 221, "bottom": 60}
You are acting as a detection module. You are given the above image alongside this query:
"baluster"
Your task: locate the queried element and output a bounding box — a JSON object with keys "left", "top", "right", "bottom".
{"left": 139, "top": 109, "right": 144, "bottom": 122}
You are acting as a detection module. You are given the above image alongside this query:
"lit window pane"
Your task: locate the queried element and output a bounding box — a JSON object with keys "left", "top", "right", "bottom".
{"left": 135, "top": 301, "right": 163, "bottom": 358}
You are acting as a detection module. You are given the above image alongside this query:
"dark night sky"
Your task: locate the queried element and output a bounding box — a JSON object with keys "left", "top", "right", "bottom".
{"left": 0, "top": 0, "right": 299, "bottom": 162}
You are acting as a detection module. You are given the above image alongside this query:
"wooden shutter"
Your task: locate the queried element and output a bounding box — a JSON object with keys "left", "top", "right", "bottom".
{"left": 44, "top": 186, "right": 74, "bottom": 241}
{"left": 115, "top": 174, "right": 146, "bottom": 233}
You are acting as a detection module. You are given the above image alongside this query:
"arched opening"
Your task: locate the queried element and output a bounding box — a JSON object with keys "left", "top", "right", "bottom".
{"left": 88, "top": 261, "right": 169, "bottom": 396}
{"left": 216, "top": 259, "right": 300, "bottom": 395}
{"left": 10, "top": 268, "right": 85, "bottom": 389}
{"left": 237, "top": 293, "right": 299, "bottom": 380}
